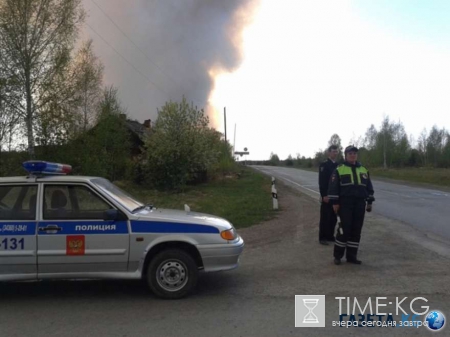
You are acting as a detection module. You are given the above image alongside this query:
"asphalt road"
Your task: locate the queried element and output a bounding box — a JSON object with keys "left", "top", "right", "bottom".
{"left": 253, "top": 165, "right": 450, "bottom": 242}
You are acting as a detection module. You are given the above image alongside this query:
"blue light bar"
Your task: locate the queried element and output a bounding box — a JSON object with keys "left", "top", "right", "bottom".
{"left": 22, "top": 161, "right": 72, "bottom": 175}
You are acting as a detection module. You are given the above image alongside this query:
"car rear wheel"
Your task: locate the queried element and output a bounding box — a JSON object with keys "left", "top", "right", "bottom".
{"left": 147, "top": 249, "right": 199, "bottom": 299}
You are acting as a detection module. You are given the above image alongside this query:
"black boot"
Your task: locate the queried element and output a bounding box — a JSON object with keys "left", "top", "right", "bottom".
{"left": 347, "top": 259, "right": 362, "bottom": 265}
{"left": 334, "top": 258, "right": 341, "bottom": 265}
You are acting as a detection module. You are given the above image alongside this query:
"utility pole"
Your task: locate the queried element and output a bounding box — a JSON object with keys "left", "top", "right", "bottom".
{"left": 224, "top": 107, "right": 227, "bottom": 143}
{"left": 383, "top": 131, "right": 387, "bottom": 169}
{"left": 233, "top": 123, "right": 237, "bottom": 155}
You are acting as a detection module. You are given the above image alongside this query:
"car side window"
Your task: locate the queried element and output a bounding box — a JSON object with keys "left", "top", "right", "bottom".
{"left": 44, "top": 185, "right": 111, "bottom": 220}
{"left": 0, "top": 185, "right": 38, "bottom": 220}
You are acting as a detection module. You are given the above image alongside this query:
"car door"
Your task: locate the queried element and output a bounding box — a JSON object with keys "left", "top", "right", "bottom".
{"left": 37, "top": 183, "right": 129, "bottom": 275}
{"left": 0, "top": 184, "right": 38, "bottom": 279}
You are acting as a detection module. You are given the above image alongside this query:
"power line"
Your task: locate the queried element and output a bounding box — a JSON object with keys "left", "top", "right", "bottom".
{"left": 90, "top": 0, "right": 179, "bottom": 91}
{"left": 85, "top": 22, "right": 169, "bottom": 97}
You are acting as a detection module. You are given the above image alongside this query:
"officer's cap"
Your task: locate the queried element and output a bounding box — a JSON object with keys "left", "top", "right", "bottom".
{"left": 344, "top": 145, "right": 358, "bottom": 154}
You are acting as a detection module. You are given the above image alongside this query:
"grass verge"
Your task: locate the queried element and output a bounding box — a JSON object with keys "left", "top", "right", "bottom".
{"left": 115, "top": 167, "right": 276, "bottom": 229}
{"left": 250, "top": 164, "right": 450, "bottom": 189}
{"left": 369, "top": 167, "right": 450, "bottom": 188}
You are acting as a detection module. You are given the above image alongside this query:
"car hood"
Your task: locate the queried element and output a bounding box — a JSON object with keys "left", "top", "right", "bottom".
{"left": 134, "top": 208, "right": 233, "bottom": 232}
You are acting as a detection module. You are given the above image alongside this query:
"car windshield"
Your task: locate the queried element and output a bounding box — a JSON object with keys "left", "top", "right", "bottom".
{"left": 91, "top": 178, "right": 144, "bottom": 213}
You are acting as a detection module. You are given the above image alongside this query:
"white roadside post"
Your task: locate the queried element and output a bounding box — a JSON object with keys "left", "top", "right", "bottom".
{"left": 271, "top": 177, "right": 278, "bottom": 210}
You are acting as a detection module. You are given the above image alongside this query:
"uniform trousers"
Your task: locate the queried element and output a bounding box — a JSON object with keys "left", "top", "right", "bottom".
{"left": 333, "top": 197, "right": 366, "bottom": 260}
{"left": 319, "top": 201, "right": 336, "bottom": 241}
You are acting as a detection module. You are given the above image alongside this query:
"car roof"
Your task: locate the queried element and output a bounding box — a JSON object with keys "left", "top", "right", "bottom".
{"left": 0, "top": 175, "right": 103, "bottom": 184}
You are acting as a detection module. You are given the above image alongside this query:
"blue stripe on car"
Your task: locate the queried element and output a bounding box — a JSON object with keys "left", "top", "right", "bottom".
{"left": 0, "top": 222, "right": 36, "bottom": 236}
{"left": 131, "top": 220, "right": 219, "bottom": 234}
{"left": 38, "top": 221, "right": 129, "bottom": 235}
{"left": 2, "top": 221, "right": 219, "bottom": 235}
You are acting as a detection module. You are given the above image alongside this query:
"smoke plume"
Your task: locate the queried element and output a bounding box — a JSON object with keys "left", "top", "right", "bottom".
{"left": 83, "top": 0, "right": 260, "bottom": 127}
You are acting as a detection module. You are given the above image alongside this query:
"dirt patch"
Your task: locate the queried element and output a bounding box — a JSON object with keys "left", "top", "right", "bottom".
{"left": 234, "top": 179, "right": 450, "bottom": 336}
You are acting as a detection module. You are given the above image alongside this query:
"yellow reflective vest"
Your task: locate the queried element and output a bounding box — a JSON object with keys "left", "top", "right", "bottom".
{"left": 327, "top": 162, "right": 374, "bottom": 204}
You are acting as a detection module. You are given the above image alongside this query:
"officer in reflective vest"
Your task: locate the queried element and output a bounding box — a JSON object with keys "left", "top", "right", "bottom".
{"left": 327, "top": 145, "right": 375, "bottom": 265}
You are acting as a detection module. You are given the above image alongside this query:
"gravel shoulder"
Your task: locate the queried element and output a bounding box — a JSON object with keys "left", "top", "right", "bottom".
{"left": 234, "top": 179, "right": 450, "bottom": 336}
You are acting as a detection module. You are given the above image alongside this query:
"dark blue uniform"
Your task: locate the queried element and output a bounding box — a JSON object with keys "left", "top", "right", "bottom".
{"left": 318, "top": 158, "right": 338, "bottom": 242}
{"left": 328, "top": 161, "right": 375, "bottom": 263}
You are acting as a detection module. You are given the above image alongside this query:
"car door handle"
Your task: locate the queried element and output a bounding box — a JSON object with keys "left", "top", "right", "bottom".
{"left": 38, "top": 225, "right": 62, "bottom": 232}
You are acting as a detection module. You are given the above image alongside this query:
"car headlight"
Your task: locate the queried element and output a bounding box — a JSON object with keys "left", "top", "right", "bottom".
{"left": 220, "top": 227, "right": 237, "bottom": 240}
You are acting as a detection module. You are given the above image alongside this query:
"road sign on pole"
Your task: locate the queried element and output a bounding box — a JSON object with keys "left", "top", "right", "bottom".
{"left": 235, "top": 148, "right": 249, "bottom": 165}
{"left": 234, "top": 151, "right": 249, "bottom": 157}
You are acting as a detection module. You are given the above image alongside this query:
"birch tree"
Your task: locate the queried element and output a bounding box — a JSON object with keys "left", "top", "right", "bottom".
{"left": 0, "top": 0, "right": 85, "bottom": 157}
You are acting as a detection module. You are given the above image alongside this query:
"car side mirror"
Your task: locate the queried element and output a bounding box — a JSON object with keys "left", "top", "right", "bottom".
{"left": 104, "top": 209, "right": 118, "bottom": 221}
{"left": 103, "top": 209, "right": 127, "bottom": 221}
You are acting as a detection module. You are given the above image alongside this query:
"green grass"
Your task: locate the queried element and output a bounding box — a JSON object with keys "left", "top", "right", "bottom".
{"left": 115, "top": 168, "right": 276, "bottom": 228}
{"left": 282, "top": 164, "right": 450, "bottom": 188}
{"left": 369, "top": 167, "right": 450, "bottom": 188}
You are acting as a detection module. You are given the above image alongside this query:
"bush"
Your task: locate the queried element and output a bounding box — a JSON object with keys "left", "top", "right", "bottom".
{"left": 285, "top": 155, "right": 294, "bottom": 166}
{"left": 143, "top": 98, "right": 235, "bottom": 190}
{"left": 0, "top": 151, "right": 28, "bottom": 176}
{"left": 268, "top": 153, "right": 280, "bottom": 166}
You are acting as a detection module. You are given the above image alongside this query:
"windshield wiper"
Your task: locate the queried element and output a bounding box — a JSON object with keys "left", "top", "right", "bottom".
{"left": 132, "top": 204, "right": 154, "bottom": 213}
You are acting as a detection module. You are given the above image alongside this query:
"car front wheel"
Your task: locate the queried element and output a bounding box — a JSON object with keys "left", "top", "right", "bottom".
{"left": 147, "top": 249, "right": 199, "bottom": 299}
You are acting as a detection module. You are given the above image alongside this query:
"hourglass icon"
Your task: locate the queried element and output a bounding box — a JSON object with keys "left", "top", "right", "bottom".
{"left": 303, "top": 299, "right": 319, "bottom": 323}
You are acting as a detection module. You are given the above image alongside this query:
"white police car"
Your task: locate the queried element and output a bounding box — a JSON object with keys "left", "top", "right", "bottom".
{"left": 0, "top": 161, "right": 244, "bottom": 298}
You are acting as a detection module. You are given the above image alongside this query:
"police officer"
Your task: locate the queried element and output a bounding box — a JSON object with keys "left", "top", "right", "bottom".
{"left": 327, "top": 145, "right": 375, "bottom": 265}
{"left": 318, "top": 145, "right": 339, "bottom": 245}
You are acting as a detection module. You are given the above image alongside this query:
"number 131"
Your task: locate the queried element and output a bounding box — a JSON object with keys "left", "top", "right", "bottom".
{"left": 0, "top": 238, "right": 24, "bottom": 250}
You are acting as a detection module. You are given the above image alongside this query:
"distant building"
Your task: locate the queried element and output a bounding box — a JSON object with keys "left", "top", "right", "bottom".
{"left": 121, "top": 116, "right": 152, "bottom": 157}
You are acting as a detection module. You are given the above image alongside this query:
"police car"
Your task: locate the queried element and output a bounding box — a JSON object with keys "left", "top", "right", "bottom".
{"left": 0, "top": 161, "right": 244, "bottom": 299}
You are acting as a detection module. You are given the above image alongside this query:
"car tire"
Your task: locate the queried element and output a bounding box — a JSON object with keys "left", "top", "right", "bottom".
{"left": 147, "top": 249, "right": 199, "bottom": 299}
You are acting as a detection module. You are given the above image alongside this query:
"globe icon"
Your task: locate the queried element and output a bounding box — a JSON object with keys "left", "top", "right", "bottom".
{"left": 425, "top": 311, "right": 445, "bottom": 331}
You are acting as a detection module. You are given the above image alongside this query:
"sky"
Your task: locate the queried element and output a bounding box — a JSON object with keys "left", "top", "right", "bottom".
{"left": 83, "top": 0, "right": 450, "bottom": 160}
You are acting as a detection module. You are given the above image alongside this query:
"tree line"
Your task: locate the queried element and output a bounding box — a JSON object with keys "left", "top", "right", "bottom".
{"left": 0, "top": 0, "right": 235, "bottom": 190}
{"left": 257, "top": 116, "right": 449, "bottom": 169}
